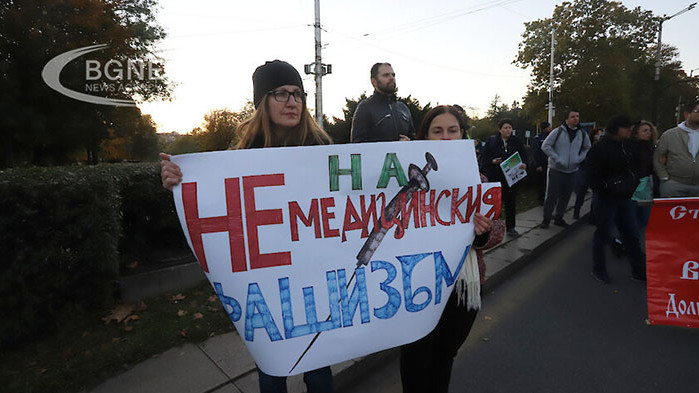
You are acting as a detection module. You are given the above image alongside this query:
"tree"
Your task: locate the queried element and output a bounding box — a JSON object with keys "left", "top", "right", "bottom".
{"left": 167, "top": 134, "right": 203, "bottom": 155}
{"left": 398, "top": 95, "right": 433, "bottom": 135}
{"left": 515, "top": 0, "right": 698, "bottom": 130}
{"left": 0, "top": 0, "right": 173, "bottom": 167}
{"left": 482, "top": 95, "right": 534, "bottom": 137}
{"left": 469, "top": 117, "right": 497, "bottom": 142}
{"left": 195, "top": 103, "right": 254, "bottom": 151}
{"left": 325, "top": 94, "right": 367, "bottom": 144}
{"left": 100, "top": 108, "right": 160, "bottom": 161}
{"left": 124, "top": 113, "right": 160, "bottom": 161}
{"left": 486, "top": 94, "right": 509, "bottom": 121}
{"left": 162, "top": 103, "right": 254, "bottom": 154}
{"left": 198, "top": 106, "right": 248, "bottom": 151}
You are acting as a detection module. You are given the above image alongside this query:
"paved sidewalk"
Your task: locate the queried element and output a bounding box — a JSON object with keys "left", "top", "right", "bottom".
{"left": 89, "top": 197, "right": 591, "bottom": 393}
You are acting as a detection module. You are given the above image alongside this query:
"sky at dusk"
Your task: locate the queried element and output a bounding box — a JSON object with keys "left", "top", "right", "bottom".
{"left": 138, "top": 0, "right": 699, "bottom": 134}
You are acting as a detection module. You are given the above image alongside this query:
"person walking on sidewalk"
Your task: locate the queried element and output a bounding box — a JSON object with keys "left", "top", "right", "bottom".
{"left": 585, "top": 114, "right": 646, "bottom": 284}
{"left": 482, "top": 118, "right": 528, "bottom": 237}
{"left": 350, "top": 62, "right": 415, "bottom": 143}
{"left": 400, "top": 105, "right": 504, "bottom": 393}
{"left": 540, "top": 109, "right": 591, "bottom": 228}
{"left": 653, "top": 99, "right": 699, "bottom": 197}
{"left": 160, "top": 60, "right": 334, "bottom": 393}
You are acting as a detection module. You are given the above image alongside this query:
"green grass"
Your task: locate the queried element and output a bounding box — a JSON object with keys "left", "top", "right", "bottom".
{"left": 0, "top": 281, "right": 235, "bottom": 393}
{"left": 494, "top": 180, "right": 540, "bottom": 223}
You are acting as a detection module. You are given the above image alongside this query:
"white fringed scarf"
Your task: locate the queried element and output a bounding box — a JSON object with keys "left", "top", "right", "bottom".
{"left": 455, "top": 247, "right": 481, "bottom": 311}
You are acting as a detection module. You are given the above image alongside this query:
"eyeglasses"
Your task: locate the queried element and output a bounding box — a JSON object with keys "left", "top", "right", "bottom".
{"left": 269, "top": 89, "right": 306, "bottom": 103}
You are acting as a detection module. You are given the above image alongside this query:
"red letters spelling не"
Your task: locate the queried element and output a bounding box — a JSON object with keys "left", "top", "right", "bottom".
{"left": 181, "top": 174, "right": 290, "bottom": 273}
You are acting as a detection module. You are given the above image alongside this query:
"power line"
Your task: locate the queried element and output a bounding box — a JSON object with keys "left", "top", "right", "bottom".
{"left": 324, "top": 27, "right": 529, "bottom": 79}
{"left": 362, "top": 0, "right": 525, "bottom": 39}
{"left": 166, "top": 24, "right": 307, "bottom": 39}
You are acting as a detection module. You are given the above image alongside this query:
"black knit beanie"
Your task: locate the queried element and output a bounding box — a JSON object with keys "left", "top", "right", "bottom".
{"left": 252, "top": 60, "right": 304, "bottom": 109}
{"left": 606, "top": 114, "right": 633, "bottom": 135}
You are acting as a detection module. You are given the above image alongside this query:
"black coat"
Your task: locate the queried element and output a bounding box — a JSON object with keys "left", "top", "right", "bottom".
{"left": 585, "top": 135, "right": 639, "bottom": 199}
{"left": 531, "top": 132, "right": 551, "bottom": 169}
{"left": 629, "top": 139, "right": 654, "bottom": 179}
{"left": 350, "top": 91, "right": 415, "bottom": 142}
{"left": 481, "top": 134, "right": 528, "bottom": 183}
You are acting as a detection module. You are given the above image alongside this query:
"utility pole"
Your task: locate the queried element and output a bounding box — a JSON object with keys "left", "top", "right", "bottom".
{"left": 652, "top": 3, "right": 696, "bottom": 126}
{"left": 547, "top": 28, "right": 555, "bottom": 126}
{"left": 304, "top": 0, "right": 332, "bottom": 127}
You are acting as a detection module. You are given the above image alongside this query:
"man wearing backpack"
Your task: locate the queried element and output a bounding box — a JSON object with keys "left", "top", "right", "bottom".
{"left": 540, "top": 109, "right": 591, "bottom": 228}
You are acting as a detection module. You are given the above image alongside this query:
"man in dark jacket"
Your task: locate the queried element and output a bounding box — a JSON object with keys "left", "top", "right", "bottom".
{"left": 350, "top": 63, "right": 415, "bottom": 142}
{"left": 531, "top": 121, "right": 552, "bottom": 205}
{"left": 585, "top": 114, "right": 646, "bottom": 284}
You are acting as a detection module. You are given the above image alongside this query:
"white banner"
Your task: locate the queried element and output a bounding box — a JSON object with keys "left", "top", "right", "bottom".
{"left": 171, "top": 140, "right": 501, "bottom": 376}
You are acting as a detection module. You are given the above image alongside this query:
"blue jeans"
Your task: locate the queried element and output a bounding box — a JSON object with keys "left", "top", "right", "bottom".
{"left": 593, "top": 196, "right": 646, "bottom": 277}
{"left": 573, "top": 168, "right": 588, "bottom": 215}
{"left": 631, "top": 200, "right": 652, "bottom": 229}
{"left": 258, "top": 366, "right": 332, "bottom": 393}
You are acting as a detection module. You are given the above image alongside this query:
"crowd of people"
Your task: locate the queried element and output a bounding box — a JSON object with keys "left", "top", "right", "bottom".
{"left": 528, "top": 103, "right": 699, "bottom": 284}
{"left": 160, "top": 60, "right": 699, "bottom": 393}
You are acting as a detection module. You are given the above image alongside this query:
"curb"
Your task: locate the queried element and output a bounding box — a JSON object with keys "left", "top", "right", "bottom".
{"left": 118, "top": 259, "right": 205, "bottom": 302}
{"left": 482, "top": 215, "right": 589, "bottom": 292}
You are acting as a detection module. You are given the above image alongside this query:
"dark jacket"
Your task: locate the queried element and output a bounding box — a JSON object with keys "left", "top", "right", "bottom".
{"left": 585, "top": 135, "right": 639, "bottom": 199}
{"left": 481, "top": 134, "right": 528, "bottom": 183}
{"left": 350, "top": 91, "right": 415, "bottom": 142}
{"left": 531, "top": 132, "right": 551, "bottom": 169}
{"left": 629, "top": 139, "right": 654, "bottom": 179}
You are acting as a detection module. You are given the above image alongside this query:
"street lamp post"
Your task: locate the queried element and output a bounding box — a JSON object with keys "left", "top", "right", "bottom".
{"left": 548, "top": 28, "right": 555, "bottom": 126}
{"left": 652, "top": 3, "right": 696, "bottom": 126}
{"left": 304, "top": 0, "right": 332, "bottom": 127}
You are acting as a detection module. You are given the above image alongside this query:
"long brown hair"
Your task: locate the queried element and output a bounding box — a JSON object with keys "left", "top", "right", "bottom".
{"left": 632, "top": 120, "right": 658, "bottom": 143}
{"left": 235, "top": 94, "right": 331, "bottom": 149}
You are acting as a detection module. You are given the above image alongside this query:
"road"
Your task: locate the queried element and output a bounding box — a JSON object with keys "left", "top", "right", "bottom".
{"left": 339, "top": 225, "right": 699, "bottom": 393}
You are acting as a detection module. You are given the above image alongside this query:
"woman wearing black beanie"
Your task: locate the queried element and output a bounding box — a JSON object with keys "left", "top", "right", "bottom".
{"left": 160, "top": 60, "right": 333, "bottom": 393}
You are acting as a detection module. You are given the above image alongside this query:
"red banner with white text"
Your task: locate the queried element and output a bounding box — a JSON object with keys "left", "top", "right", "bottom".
{"left": 646, "top": 197, "right": 699, "bottom": 328}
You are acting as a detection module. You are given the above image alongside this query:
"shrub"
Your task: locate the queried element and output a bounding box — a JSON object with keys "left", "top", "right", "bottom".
{"left": 115, "top": 163, "right": 191, "bottom": 272}
{"left": 0, "top": 163, "right": 190, "bottom": 349}
{"left": 0, "top": 166, "right": 121, "bottom": 348}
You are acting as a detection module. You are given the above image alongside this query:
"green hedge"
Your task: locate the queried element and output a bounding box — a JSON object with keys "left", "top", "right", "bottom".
{"left": 0, "top": 163, "right": 189, "bottom": 349}
{"left": 112, "top": 163, "right": 190, "bottom": 272}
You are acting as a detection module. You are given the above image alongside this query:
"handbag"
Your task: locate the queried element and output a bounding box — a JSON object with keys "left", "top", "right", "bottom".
{"left": 604, "top": 169, "right": 638, "bottom": 198}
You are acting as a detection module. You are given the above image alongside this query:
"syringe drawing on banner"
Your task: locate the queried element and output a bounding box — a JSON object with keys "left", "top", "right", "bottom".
{"left": 289, "top": 152, "right": 438, "bottom": 373}
{"left": 355, "top": 152, "right": 438, "bottom": 267}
